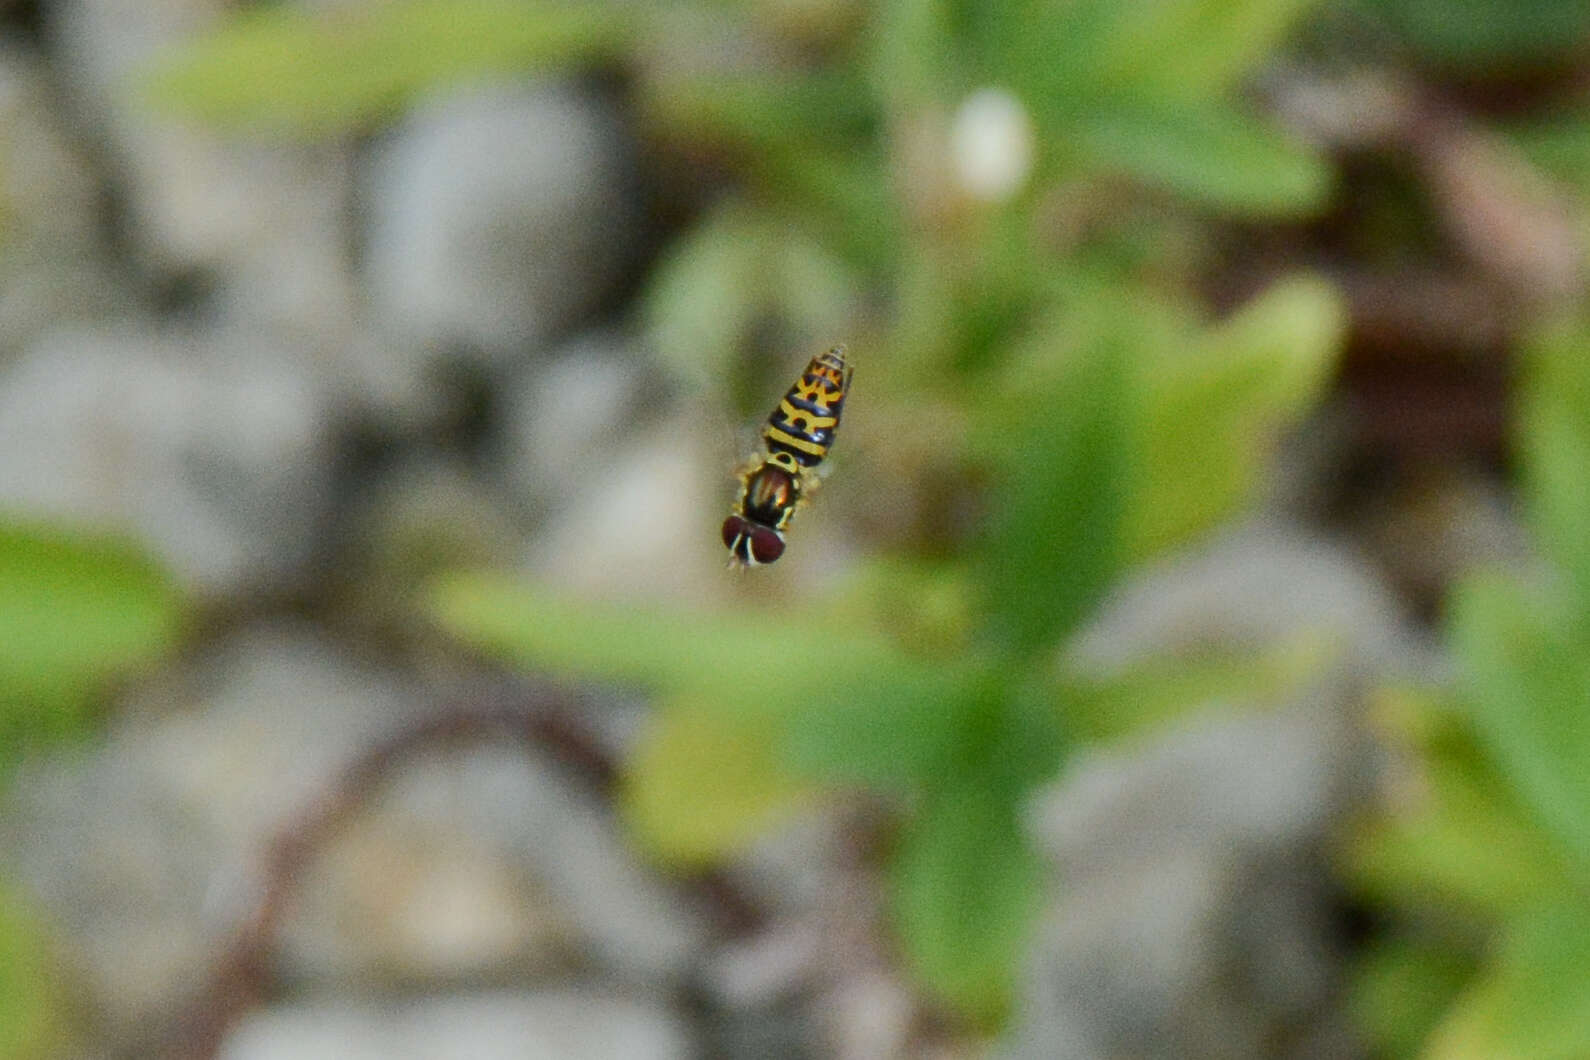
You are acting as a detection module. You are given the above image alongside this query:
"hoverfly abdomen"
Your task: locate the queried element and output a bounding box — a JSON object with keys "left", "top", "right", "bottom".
{"left": 723, "top": 345, "right": 852, "bottom": 568}
{"left": 763, "top": 346, "right": 850, "bottom": 469}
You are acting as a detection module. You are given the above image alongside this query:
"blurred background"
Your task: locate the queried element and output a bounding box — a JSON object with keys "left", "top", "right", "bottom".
{"left": 2, "top": 0, "right": 1589, "bottom": 1057}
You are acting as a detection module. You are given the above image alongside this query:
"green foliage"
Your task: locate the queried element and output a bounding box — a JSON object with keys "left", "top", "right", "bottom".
{"left": 0, "top": 523, "right": 176, "bottom": 1054}
{"left": 1517, "top": 323, "right": 1590, "bottom": 609}
{"left": 1351, "top": 933, "right": 1477, "bottom": 1060}
{"left": 1355, "top": 0, "right": 1590, "bottom": 69}
{"left": 963, "top": 0, "right": 1325, "bottom": 110}
{"left": 139, "top": 1, "right": 634, "bottom": 135}
{"left": 1450, "top": 575, "right": 1590, "bottom": 866}
{"left": 1075, "top": 106, "right": 1332, "bottom": 218}
{"left": 1349, "top": 328, "right": 1590, "bottom": 1057}
{"left": 975, "top": 331, "right": 1129, "bottom": 654}
{"left": 0, "top": 886, "right": 73, "bottom": 1058}
{"left": 1127, "top": 273, "right": 1344, "bottom": 558}
{"left": 1506, "top": 112, "right": 1590, "bottom": 190}
{"left": 0, "top": 520, "right": 184, "bottom": 767}
{"left": 1347, "top": 737, "right": 1577, "bottom": 917}
{"left": 953, "top": 0, "right": 1334, "bottom": 215}
{"left": 1424, "top": 905, "right": 1590, "bottom": 1060}
{"left": 890, "top": 780, "right": 1044, "bottom": 1028}
{"left": 623, "top": 693, "right": 817, "bottom": 865}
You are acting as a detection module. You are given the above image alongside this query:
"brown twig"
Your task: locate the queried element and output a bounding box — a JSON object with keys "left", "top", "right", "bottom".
{"left": 151, "top": 678, "right": 760, "bottom": 1060}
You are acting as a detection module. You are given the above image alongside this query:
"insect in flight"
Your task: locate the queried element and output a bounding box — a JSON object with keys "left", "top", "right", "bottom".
{"left": 722, "top": 344, "right": 853, "bottom": 567}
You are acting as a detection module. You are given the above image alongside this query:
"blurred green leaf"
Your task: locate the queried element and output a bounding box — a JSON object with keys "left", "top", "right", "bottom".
{"left": 779, "top": 668, "right": 990, "bottom": 787}
{"left": 1519, "top": 323, "right": 1590, "bottom": 606}
{"left": 1356, "top": 0, "right": 1590, "bottom": 69}
{"left": 1127, "top": 273, "right": 1344, "bottom": 557}
{"left": 430, "top": 569, "right": 786, "bottom": 696}
{"left": 1351, "top": 934, "right": 1477, "bottom": 1060}
{"left": 1424, "top": 904, "right": 1590, "bottom": 1060}
{"left": 0, "top": 885, "right": 72, "bottom": 1059}
{"left": 1449, "top": 573, "right": 1590, "bottom": 868}
{"left": 976, "top": 328, "right": 1129, "bottom": 654}
{"left": 972, "top": 679, "right": 1069, "bottom": 795}
{"left": 646, "top": 67, "right": 894, "bottom": 268}
{"left": 760, "top": 145, "right": 901, "bottom": 270}
{"left": 968, "top": 0, "right": 1323, "bottom": 121}
{"left": 1067, "top": 0, "right": 1325, "bottom": 102}
{"left": 139, "top": 0, "right": 634, "bottom": 135}
{"left": 890, "top": 780, "right": 1043, "bottom": 1028}
{"left": 648, "top": 70, "right": 876, "bottom": 152}
{"left": 1202, "top": 273, "right": 1346, "bottom": 408}
{"left": 428, "top": 570, "right": 957, "bottom": 715}
{"left": 1077, "top": 105, "right": 1333, "bottom": 218}
{"left": 868, "top": 0, "right": 957, "bottom": 111}
{"left": 783, "top": 663, "right": 1066, "bottom": 793}
{"left": 622, "top": 693, "right": 816, "bottom": 865}
{"left": 1506, "top": 114, "right": 1590, "bottom": 189}
{"left": 0, "top": 521, "right": 182, "bottom": 761}
{"left": 1099, "top": 0, "right": 1326, "bottom": 102}
{"left": 1346, "top": 750, "right": 1578, "bottom": 917}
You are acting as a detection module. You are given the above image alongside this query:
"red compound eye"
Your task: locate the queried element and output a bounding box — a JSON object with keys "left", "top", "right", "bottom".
{"left": 722, "top": 515, "right": 750, "bottom": 552}
{"left": 722, "top": 515, "right": 785, "bottom": 565}
{"left": 747, "top": 526, "right": 785, "bottom": 564}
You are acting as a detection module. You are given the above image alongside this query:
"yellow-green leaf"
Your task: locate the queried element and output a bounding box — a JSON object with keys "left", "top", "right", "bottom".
{"left": 428, "top": 570, "right": 796, "bottom": 700}
{"left": 1078, "top": 105, "right": 1333, "bottom": 218}
{"left": 1345, "top": 752, "right": 1578, "bottom": 918}
{"left": 427, "top": 570, "right": 942, "bottom": 721}
{"left": 139, "top": 0, "right": 634, "bottom": 135}
{"left": 1449, "top": 573, "right": 1590, "bottom": 868}
{"left": 622, "top": 693, "right": 816, "bottom": 866}
{"left": 0, "top": 885, "right": 74, "bottom": 1059}
{"left": 890, "top": 781, "right": 1043, "bottom": 1028}
{"left": 1351, "top": 934, "right": 1477, "bottom": 1060}
{"left": 1127, "top": 273, "right": 1344, "bottom": 558}
{"left": 0, "top": 520, "right": 183, "bottom": 761}
{"left": 976, "top": 327, "right": 1130, "bottom": 653}
{"left": 1519, "top": 321, "right": 1590, "bottom": 607}
{"left": 1425, "top": 904, "right": 1590, "bottom": 1060}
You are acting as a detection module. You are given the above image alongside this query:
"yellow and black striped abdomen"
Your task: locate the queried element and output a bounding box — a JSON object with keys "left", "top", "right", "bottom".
{"left": 763, "top": 345, "right": 851, "bottom": 469}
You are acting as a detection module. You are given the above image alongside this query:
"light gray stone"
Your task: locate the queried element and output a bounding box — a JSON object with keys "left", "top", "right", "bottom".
{"left": 218, "top": 990, "right": 694, "bottom": 1060}
{"left": 0, "top": 44, "right": 129, "bottom": 357}
{"left": 1067, "top": 518, "right": 1437, "bottom": 680}
{"left": 0, "top": 624, "right": 428, "bottom": 1044}
{"left": 364, "top": 81, "right": 638, "bottom": 367}
{"left": 436, "top": 744, "right": 711, "bottom": 987}
{"left": 499, "top": 329, "right": 653, "bottom": 511}
{"left": 45, "top": 1, "right": 421, "bottom": 422}
{"left": 1006, "top": 683, "right": 1370, "bottom": 1060}
{"left": 1007, "top": 522, "right": 1406, "bottom": 1059}
{"left": 0, "top": 324, "right": 337, "bottom": 595}
{"left": 2, "top": 623, "right": 708, "bottom": 1049}
{"left": 48, "top": 0, "right": 353, "bottom": 279}
{"left": 522, "top": 404, "right": 730, "bottom": 603}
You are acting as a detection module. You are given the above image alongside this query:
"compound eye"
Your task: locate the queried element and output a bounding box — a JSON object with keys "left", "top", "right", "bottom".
{"left": 748, "top": 526, "right": 785, "bottom": 564}
{"left": 722, "top": 515, "right": 750, "bottom": 552}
